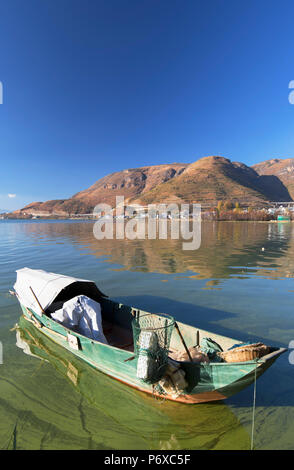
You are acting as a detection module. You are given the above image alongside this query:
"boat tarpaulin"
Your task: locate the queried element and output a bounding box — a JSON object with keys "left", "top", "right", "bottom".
{"left": 13, "top": 268, "right": 105, "bottom": 315}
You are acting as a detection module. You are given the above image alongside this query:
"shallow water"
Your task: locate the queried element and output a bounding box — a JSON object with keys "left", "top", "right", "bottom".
{"left": 0, "top": 220, "right": 293, "bottom": 449}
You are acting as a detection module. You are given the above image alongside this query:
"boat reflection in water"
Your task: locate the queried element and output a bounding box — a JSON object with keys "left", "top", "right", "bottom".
{"left": 15, "top": 315, "right": 251, "bottom": 450}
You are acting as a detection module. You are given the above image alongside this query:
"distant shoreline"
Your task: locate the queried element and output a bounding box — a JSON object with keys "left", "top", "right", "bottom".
{"left": 1, "top": 216, "right": 293, "bottom": 223}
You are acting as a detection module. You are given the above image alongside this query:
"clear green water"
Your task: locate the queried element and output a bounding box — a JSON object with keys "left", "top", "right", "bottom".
{"left": 0, "top": 220, "right": 293, "bottom": 450}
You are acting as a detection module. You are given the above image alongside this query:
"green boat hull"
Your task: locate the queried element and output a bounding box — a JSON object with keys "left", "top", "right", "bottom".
{"left": 19, "top": 298, "right": 286, "bottom": 404}
{"left": 15, "top": 315, "right": 253, "bottom": 449}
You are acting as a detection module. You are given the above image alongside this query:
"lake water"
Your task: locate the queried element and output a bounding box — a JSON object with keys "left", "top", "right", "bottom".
{"left": 0, "top": 219, "right": 293, "bottom": 450}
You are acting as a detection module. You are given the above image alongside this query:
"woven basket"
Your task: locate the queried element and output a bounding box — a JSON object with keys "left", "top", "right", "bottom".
{"left": 218, "top": 342, "right": 270, "bottom": 363}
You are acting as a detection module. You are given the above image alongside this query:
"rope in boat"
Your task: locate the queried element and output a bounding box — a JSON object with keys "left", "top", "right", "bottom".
{"left": 250, "top": 366, "right": 257, "bottom": 450}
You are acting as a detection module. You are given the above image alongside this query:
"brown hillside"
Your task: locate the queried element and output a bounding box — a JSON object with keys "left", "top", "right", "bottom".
{"left": 252, "top": 158, "right": 294, "bottom": 200}
{"left": 15, "top": 163, "right": 187, "bottom": 216}
{"left": 71, "top": 163, "right": 187, "bottom": 207}
{"left": 13, "top": 156, "right": 293, "bottom": 217}
{"left": 132, "top": 156, "right": 292, "bottom": 205}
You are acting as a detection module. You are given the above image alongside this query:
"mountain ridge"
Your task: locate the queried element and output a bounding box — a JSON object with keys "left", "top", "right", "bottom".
{"left": 131, "top": 156, "right": 291, "bottom": 205}
{"left": 252, "top": 158, "right": 294, "bottom": 200}
{"left": 11, "top": 156, "right": 293, "bottom": 216}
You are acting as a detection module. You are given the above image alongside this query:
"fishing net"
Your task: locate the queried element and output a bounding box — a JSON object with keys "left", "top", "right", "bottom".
{"left": 132, "top": 313, "right": 175, "bottom": 384}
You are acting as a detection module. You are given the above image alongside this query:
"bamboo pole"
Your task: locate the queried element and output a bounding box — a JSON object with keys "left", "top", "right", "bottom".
{"left": 174, "top": 322, "right": 193, "bottom": 362}
{"left": 29, "top": 286, "right": 46, "bottom": 315}
{"left": 196, "top": 330, "right": 200, "bottom": 347}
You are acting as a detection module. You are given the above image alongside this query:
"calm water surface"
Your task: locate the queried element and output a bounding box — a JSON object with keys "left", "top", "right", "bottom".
{"left": 0, "top": 220, "right": 294, "bottom": 450}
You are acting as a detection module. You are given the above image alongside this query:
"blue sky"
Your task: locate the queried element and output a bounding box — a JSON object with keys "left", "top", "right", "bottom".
{"left": 1, "top": 0, "right": 294, "bottom": 210}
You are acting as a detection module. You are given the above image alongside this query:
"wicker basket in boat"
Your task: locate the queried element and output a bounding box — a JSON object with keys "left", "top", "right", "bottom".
{"left": 218, "top": 342, "right": 270, "bottom": 363}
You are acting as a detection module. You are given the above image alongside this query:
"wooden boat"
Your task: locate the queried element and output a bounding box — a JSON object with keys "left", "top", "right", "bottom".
{"left": 12, "top": 268, "right": 286, "bottom": 405}
{"left": 14, "top": 314, "right": 252, "bottom": 449}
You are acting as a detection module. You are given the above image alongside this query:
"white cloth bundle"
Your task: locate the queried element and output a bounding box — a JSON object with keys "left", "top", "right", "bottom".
{"left": 51, "top": 295, "right": 108, "bottom": 344}
{"left": 136, "top": 330, "right": 159, "bottom": 381}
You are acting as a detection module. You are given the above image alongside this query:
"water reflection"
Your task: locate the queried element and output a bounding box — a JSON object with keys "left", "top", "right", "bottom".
{"left": 17, "top": 220, "right": 294, "bottom": 280}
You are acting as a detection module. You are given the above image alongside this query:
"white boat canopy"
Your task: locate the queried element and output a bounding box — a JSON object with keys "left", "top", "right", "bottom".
{"left": 14, "top": 268, "right": 106, "bottom": 315}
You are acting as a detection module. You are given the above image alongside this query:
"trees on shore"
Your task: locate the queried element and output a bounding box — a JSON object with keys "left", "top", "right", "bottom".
{"left": 208, "top": 201, "right": 292, "bottom": 221}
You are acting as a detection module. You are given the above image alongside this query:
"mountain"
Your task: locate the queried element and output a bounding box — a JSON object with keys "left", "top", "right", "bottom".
{"left": 252, "top": 158, "right": 294, "bottom": 200}
{"left": 71, "top": 163, "right": 188, "bottom": 208}
{"left": 15, "top": 163, "right": 187, "bottom": 216}
{"left": 131, "top": 156, "right": 292, "bottom": 205}
{"left": 11, "top": 156, "right": 292, "bottom": 217}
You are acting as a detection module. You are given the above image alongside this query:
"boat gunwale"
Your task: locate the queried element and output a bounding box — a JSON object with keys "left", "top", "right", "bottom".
{"left": 24, "top": 304, "right": 286, "bottom": 369}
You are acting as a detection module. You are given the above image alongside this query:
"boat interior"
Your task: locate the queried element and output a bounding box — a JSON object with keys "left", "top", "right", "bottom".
{"left": 43, "top": 280, "right": 242, "bottom": 357}
{"left": 43, "top": 281, "right": 280, "bottom": 362}
{"left": 44, "top": 282, "right": 136, "bottom": 352}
